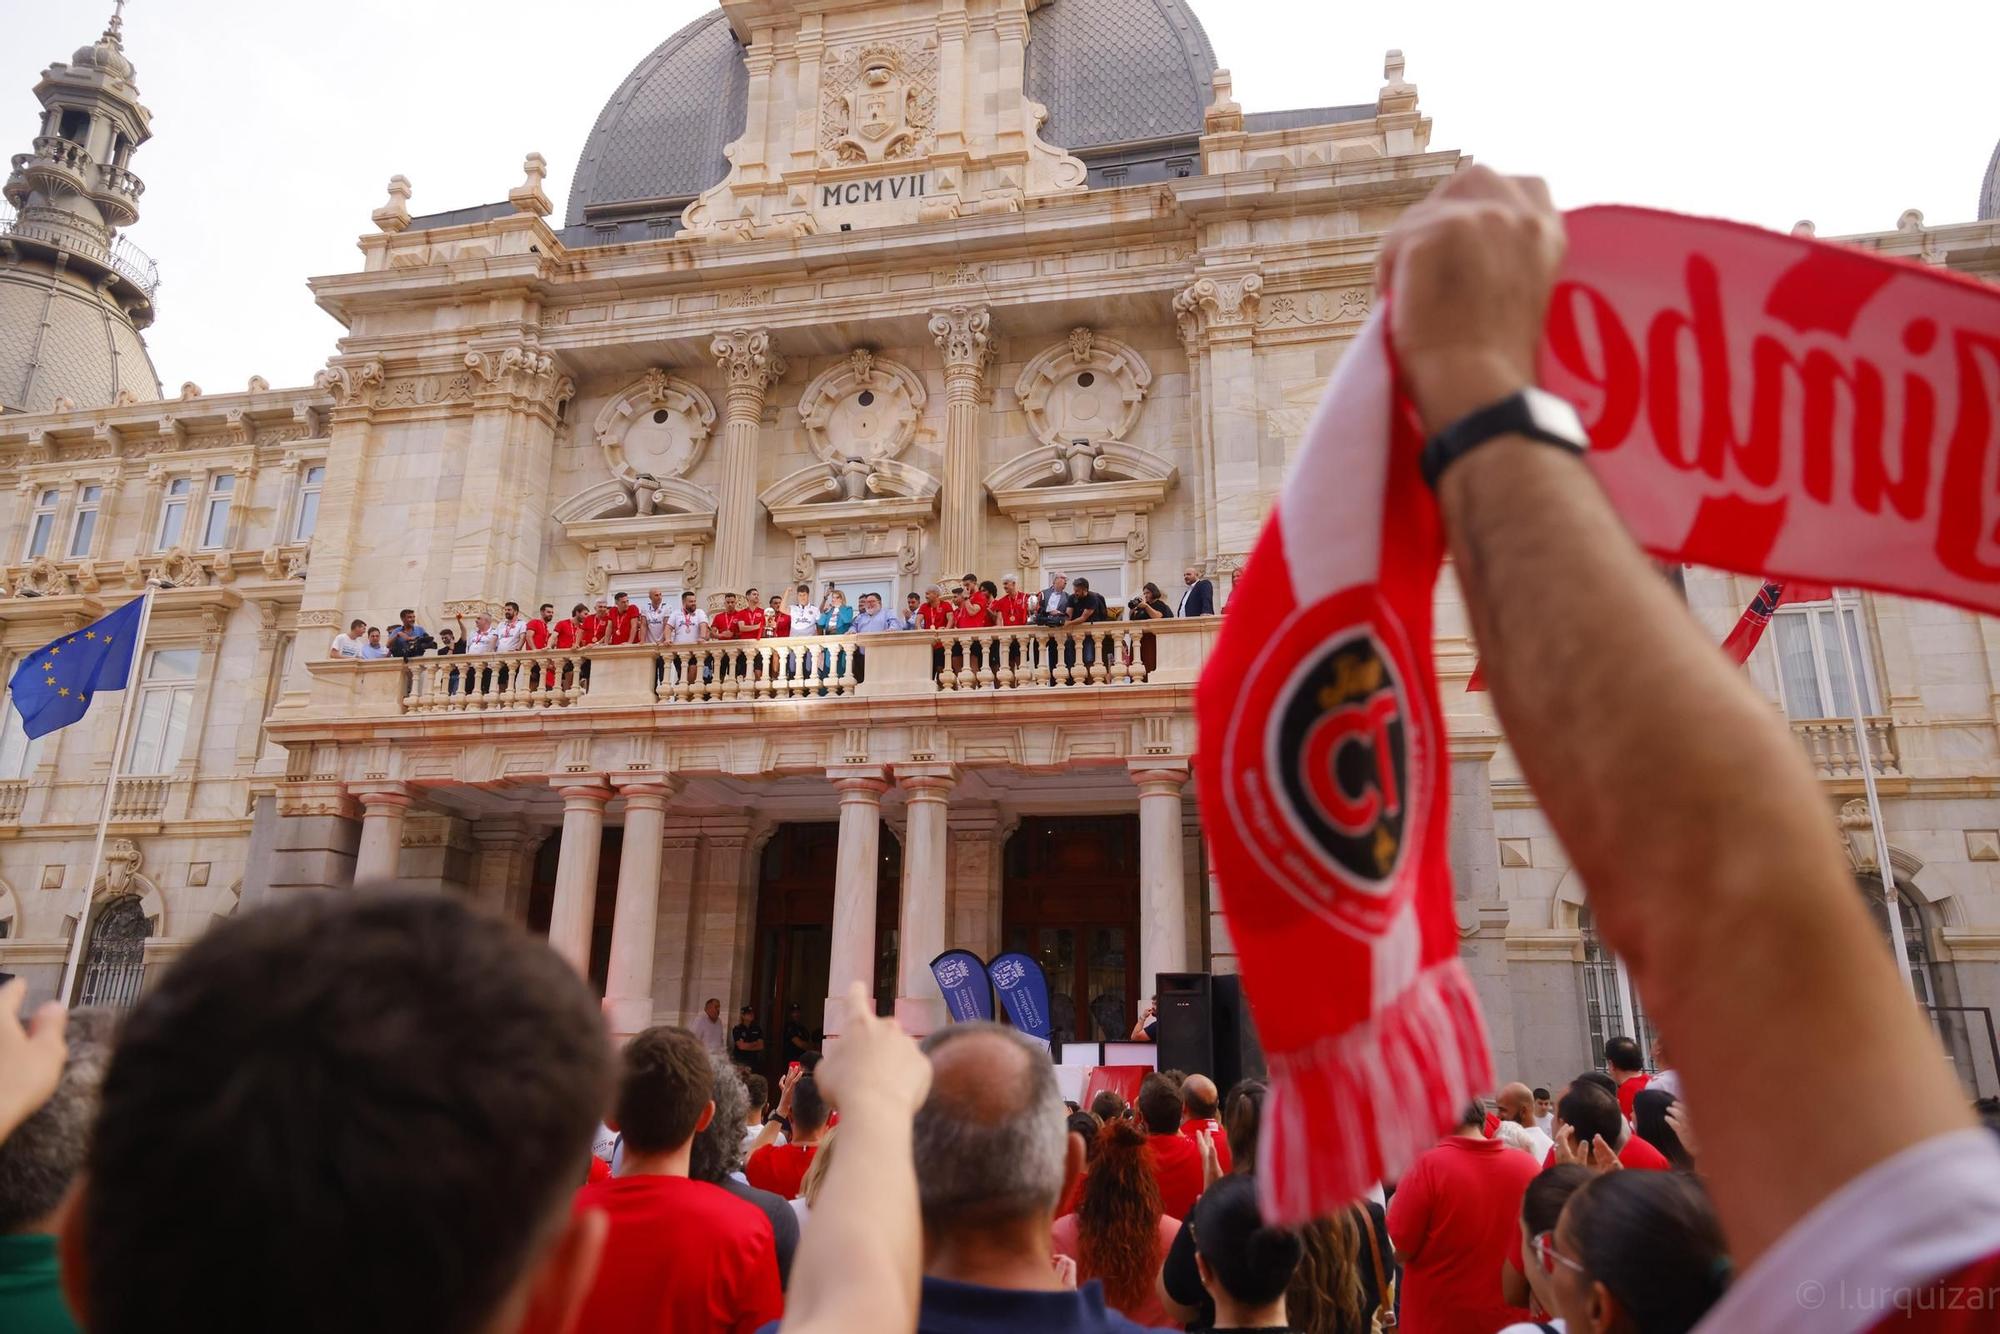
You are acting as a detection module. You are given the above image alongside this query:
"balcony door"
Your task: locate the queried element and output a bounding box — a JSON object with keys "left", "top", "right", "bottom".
{"left": 750, "top": 822, "right": 900, "bottom": 1086}
{"left": 1002, "top": 815, "right": 1141, "bottom": 1046}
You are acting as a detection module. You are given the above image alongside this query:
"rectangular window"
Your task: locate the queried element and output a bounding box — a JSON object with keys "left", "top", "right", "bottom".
{"left": 1772, "top": 599, "right": 1879, "bottom": 718}
{"left": 25, "top": 487, "right": 58, "bottom": 559}
{"left": 157, "top": 477, "right": 192, "bottom": 550}
{"left": 67, "top": 484, "right": 103, "bottom": 559}
{"left": 0, "top": 670, "right": 41, "bottom": 780}
{"left": 199, "top": 474, "right": 235, "bottom": 550}
{"left": 292, "top": 465, "right": 325, "bottom": 542}
{"left": 125, "top": 647, "right": 200, "bottom": 775}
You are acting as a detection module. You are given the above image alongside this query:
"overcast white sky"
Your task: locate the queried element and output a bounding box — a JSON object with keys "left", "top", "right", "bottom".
{"left": 6, "top": 0, "right": 1995, "bottom": 392}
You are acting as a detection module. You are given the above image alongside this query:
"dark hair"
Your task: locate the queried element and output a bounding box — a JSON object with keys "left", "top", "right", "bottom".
{"left": 540, "top": 604, "right": 554, "bottom": 614}
{"left": 615, "top": 1027, "right": 716, "bottom": 1153}
{"left": 1604, "top": 1035, "right": 1645, "bottom": 1073}
{"left": 1557, "top": 1081, "right": 1625, "bottom": 1156}
{"left": 349, "top": 618, "right": 366, "bottom": 630}
{"left": 1073, "top": 577, "right": 1091, "bottom": 591}
{"left": 1522, "top": 1163, "right": 1593, "bottom": 1235}
{"left": 1089, "top": 1089, "right": 1127, "bottom": 1123}
{"left": 504, "top": 601, "right": 519, "bottom": 614}
{"left": 398, "top": 608, "right": 414, "bottom": 619}
{"left": 1193, "top": 1174, "right": 1304, "bottom": 1307}
{"left": 797, "top": 1048, "right": 824, "bottom": 1073}
{"left": 82, "top": 891, "right": 610, "bottom": 1334}
{"left": 1563, "top": 1170, "right": 1729, "bottom": 1333}
{"left": 1136, "top": 1072, "right": 1181, "bottom": 1134}
{"left": 791, "top": 1074, "right": 830, "bottom": 1133}
{"left": 1143, "top": 582, "right": 1162, "bottom": 599}
{"left": 1067, "top": 1110, "right": 1103, "bottom": 1163}
{"left": 963, "top": 572, "right": 978, "bottom": 583}
{"left": 614, "top": 590, "right": 629, "bottom": 601}
{"left": 1533, "top": 1086, "right": 1552, "bottom": 1100}
{"left": 0, "top": 1008, "right": 115, "bottom": 1231}
{"left": 980, "top": 580, "right": 998, "bottom": 598}
{"left": 1573, "top": 1070, "right": 1619, "bottom": 1096}
{"left": 572, "top": 603, "right": 588, "bottom": 615}
{"left": 1457, "top": 1101, "right": 1488, "bottom": 1130}
{"left": 743, "top": 1071, "right": 770, "bottom": 1114}
{"left": 681, "top": 590, "right": 697, "bottom": 602}
{"left": 1077, "top": 1120, "right": 1164, "bottom": 1311}
{"left": 1223, "top": 1079, "right": 1266, "bottom": 1170}
{"left": 1632, "top": 1089, "right": 1695, "bottom": 1171}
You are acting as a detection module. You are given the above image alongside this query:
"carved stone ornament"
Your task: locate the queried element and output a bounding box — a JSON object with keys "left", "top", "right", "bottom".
{"left": 591, "top": 371, "right": 718, "bottom": 496}
{"left": 150, "top": 547, "right": 210, "bottom": 589}
{"left": 465, "top": 345, "right": 574, "bottom": 410}
{"left": 312, "top": 358, "right": 385, "bottom": 407}
{"left": 796, "top": 349, "right": 928, "bottom": 466}
{"left": 820, "top": 40, "right": 938, "bottom": 166}
{"left": 1173, "top": 273, "right": 1264, "bottom": 343}
{"left": 102, "top": 838, "right": 143, "bottom": 895}
{"left": 1015, "top": 328, "right": 1152, "bottom": 451}
{"left": 8, "top": 556, "right": 73, "bottom": 598}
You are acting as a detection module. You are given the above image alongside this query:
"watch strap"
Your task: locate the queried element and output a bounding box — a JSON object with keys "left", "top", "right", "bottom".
{"left": 1420, "top": 390, "right": 1588, "bottom": 490}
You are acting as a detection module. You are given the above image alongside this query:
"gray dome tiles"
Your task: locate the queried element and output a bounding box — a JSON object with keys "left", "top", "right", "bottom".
{"left": 1981, "top": 137, "right": 1998, "bottom": 222}
{"left": 564, "top": 0, "right": 1219, "bottom": 226}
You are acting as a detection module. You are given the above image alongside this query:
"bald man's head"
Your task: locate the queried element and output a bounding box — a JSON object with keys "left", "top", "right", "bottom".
{"left": 1180, "top": 1073, "right": 1220, "bottom": 1121}
{"left": 914, "top": 1024, "right": 1067, "bottom": 1235}
{"left": 1497, "top": 1082, "right": 1535, "bottom": 1125}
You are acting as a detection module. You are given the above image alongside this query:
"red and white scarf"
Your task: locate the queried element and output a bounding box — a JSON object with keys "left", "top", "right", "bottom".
{"left": 1199, "top": 206, "right": 2000, "bottom": 1222}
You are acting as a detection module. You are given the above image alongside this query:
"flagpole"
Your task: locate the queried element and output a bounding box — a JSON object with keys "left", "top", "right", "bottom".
{"left": 56, "top": 586, "right": 157, "bottom": 1008}
{"left": 1831, "top": 588, "right": 1918, "bottom": 1002}
{"left": 1612, "top": 956, "right": 1642, "bottom": 1043}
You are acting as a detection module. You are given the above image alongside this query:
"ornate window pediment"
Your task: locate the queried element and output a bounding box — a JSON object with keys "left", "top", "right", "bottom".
{"left": 984, "top": 439, "right": 1178, "bottom": 499}
{"left": 590, "top": 370, "right": 718, "bottom": 504}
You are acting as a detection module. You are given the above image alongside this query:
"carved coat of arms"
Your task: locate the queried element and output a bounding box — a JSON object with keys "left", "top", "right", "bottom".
{"left": 823, "top": 44, "right": 934, "bottom": 165}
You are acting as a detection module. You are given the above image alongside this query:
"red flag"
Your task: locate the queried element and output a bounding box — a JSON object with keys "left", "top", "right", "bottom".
{"left": 1198, "top": 206, "right": 2000, "bottom": 1224}
{"left": 1719, "top": 579, "right": 1838, "bottom": 664}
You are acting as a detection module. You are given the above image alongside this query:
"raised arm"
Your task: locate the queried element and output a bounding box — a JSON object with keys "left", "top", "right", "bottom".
{"left": 1384, "top": 167, "right": 1970, "bottom": 1266}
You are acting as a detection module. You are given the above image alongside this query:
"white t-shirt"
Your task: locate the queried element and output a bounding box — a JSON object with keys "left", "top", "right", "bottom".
{"left": 638, "top": 600, "right": 671, "bottom": 644}
{"left": 463, "top": 625, "right": 501, "bottom": 654}
{"left": 494, "top": 617, "right": 529, "bottom": 653}
{"left": 690, "top": 1010, "right": 728, "bottom": 1054}
{"left": 787, "top": 602, "right": 822, "bottom": 637}
{"left": 666, "top": 607, "right": 708, "bottom": 645}
{"left": 330, "top": 633, "right": 364, "bottom": 659}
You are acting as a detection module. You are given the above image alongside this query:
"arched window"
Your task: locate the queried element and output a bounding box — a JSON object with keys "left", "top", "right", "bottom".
{"left": 77, "top": 894, "right": 151, "bottom": 1008}
{"left": 1577, "top": 906, "right": 1652, "bottom": 1070}
{"left": 1856, "top": 873, "right": 1941, "bottom": 1007}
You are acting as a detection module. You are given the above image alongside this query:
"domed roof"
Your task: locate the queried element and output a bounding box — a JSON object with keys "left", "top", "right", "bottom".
{"left": 565, "top": 0, "right": 1218, "bottom": 226}
{"left": 0, "top": 265, "right": 160, "bottom": 414}
{"left": 1982, "top": 137, "right": 1999, "bottom": 221}
{"left": 71, "top": 11, "right": 136, "bottom": 82}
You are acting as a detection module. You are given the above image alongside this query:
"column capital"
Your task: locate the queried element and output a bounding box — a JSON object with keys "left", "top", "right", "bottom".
{"left": 555, "top": 780, "right": 613, "bottom": 808}
{"left": 928, "top": 304, "right": 994, "bottom": 383}
{"left": 711, "top": 328, "right": 787, "bottom": 408}
{"left": 894, "top": 762, "right": 959, "bottom": 798}
{"left": 349, "top": 782, "right": 414, "bottom": 811}
{"left": 1173, "top": 270, "right": 1263, "bottom": 347}
{"left": 828, "top": 763, "right": 891, "bottom": 798}
{"left": 1128, "top": 761, "right": 1191, "bottom": 798}
{"left": 613, "top": 772, "right": 683, "bottom": 804}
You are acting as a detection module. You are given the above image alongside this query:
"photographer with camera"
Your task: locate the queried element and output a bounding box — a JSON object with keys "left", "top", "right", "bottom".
{"left": 386, "top": 609, "right": 437, "bottom": 660}
{"left": 1129, "top": 581, "right": 1172, "bottom": 676}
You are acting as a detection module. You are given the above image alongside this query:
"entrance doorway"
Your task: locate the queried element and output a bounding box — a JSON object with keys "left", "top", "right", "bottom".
{"left": 527, "top": 828, "right": 622, "bottom": 997}
{"left": 750, "top": 822, "right": 901, "bottom": 1087}
{"left": 1002, "top": 815, "right": 1141, "bottom": 1045}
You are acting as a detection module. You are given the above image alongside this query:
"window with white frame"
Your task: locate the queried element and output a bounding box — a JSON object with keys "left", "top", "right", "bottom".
{"left": 1037, "top": 542, "right": 1130, "bottom": 609}
{"left": 67, "top": 484, "right": 104, "bottom": 559}
{"left": 156, "top": 477, "right": 193, "bottom": 550}
{"left": 1771, "top": 596, "right": 1880, "bottom": 719}
{"left": 0, "top": 667, "right": 42, "bottom": 779}
{"left": 292, "top": 464, "right": 326, "bottom": 542}
{"left": 125, "top": 648, "right": 200, "bottom": 775}
{"left": 25, "top": 487, "right": 59, "bottom": 559}
{"left": 809, "top": 555, "right": 902, "bottom": 622}
{"left": 199, "top": 474, "right": 236, "bottom": 550}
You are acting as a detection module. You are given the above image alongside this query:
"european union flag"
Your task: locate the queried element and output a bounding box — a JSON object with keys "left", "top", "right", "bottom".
{"left": 8, "top": 595, "right": 146, "bottom": 740}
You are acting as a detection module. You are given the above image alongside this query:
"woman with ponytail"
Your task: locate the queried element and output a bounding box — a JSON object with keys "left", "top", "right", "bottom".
{"left": 1542, "top": 1170, "right": 1729, "bottom": 1334}
{"left": 1053, "top": 1119, "right": 1182, "bottom": 1326}
{"left": 1191, "top": 1173, "right": 1307, "bottom": 1331}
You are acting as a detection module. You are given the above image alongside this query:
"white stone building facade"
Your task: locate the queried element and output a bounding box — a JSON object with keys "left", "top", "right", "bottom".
{"left": 4, "top": 0, "right": 2000, "bottom": 1095}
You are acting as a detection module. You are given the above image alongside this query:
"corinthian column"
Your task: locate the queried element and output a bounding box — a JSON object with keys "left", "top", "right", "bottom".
{"left": 709, "top": 330, "right": 787, "bottom": 606}
{"left": 928, "top": 305, "right": 993, "bottom": 577}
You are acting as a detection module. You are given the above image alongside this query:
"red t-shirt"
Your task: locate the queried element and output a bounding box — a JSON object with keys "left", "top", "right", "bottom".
{"left": 604, "top": 605, "right": 642, "bottom": 645}
{"left": 1145, "top": 1132, "right": 1206, "bottom": 1222}
{"left": 571, "top": 1175, "right": 781, "bottom": 1334}
{"left": 734, "top": 607, "right": 768, "bottom": 641}
{"left": 1180, "top": 1117, "right": 1232, "bottom": 1175}
{"left": 964, "top": 589, "right": 993, "bottom": 620}
{"left": 1616, "top": 1072, "right": 1651, "bottom": 1120}
{"left": 745, "top": 1142, "right": 818, "bottom": 1200}
{"left": 951, "top": 601, "right": 989, "bottom": 629}
{"left": 1540, "top": 1132, "right": 1671, "bottom": 1173}
{"left": 993, "top": 593, "right": 1031, "bottom": 626}
{"left": 554, "top": 619, "right": 585, "bottom": 650}
{"left": 917, "top": 601, "right": 954, "bottom": 631}
{"left": 769, "top": 609, "right": 792, "bottom": 638}
{"left": 528, "top": 618, "right": 553, "bottom": 650}
{"left": 1387, "top": 1135, "right": 1540, "bottom": 1334}
{"left": 580, "top": 614, "right": 607, "bottom": 646}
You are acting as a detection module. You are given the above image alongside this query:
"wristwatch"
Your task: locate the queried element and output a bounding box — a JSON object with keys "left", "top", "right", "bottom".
{"left": 1419, "top": 387, "right": 1590, "bottom": 490}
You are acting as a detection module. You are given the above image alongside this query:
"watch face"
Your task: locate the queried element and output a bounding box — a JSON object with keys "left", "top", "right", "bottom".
{"left": 1525, "top": 387, "right": 1589, "bottom": 448}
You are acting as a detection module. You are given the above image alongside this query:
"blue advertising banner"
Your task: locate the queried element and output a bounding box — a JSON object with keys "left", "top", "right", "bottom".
{"left": 928, "top": 949, "right": 995, "bottom": 1024}
{"left": 985, "top": 951, "right": 1054, "bottom": 1046}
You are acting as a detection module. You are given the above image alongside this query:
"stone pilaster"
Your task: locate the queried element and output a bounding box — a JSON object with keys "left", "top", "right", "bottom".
{"left": 547, "top": 780, "right": 611, "bottom": 973}
{"left": 824, "top": 765, "right": 890, "bottom": 1039}
{"left": 684, "top": 816, "right": 761, "bottom": 1023}
{"left": 469, "top": 818, "right": 540, "bottom": 924}
{"left": 604, "top": 777, "right": 679, "bottom": 1040}
{"left": 1174, "top": 270, "right": 1264, "bottom": 565}
{"left": 947, "top": 805, "right": 1010, "bottom": 960}
{"left": 1130, "top": 761, "right": 1192, "bottom": 993}
{"left": 895, "top": 764, "right": 957, "bottom": 1034}
{"left": 928, "top": 305, "right": 993, "bottom": 578}
{"left": 447, "top": 344, "right": 575, "bottom": 613}
{"left": 709, "top": 330, "right": 787, "bottom": 606}
{"left": 651, "top": 833, "right": 704, "bottom": 1026}
{"left": 351, "top": 783, "right": 413, "bottom": 885}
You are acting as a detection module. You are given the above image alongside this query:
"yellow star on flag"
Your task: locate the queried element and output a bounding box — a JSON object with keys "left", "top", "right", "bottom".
{"left": 41, "top": 661, "right": 52, "bottom": 670}
{"left": 56, "top": 687, "right": 69, "bottom": 697}
{"left": 85, "top": 631, "right": 96, "bottom": 639}
{"left": 45, "top": 676, "right": 55, "bottom": 686}
{"left": 49, "top": 647, "right": 58, "bottom": 655}
{"left": 66, "top": 637, "right": 76, "bottom": 644}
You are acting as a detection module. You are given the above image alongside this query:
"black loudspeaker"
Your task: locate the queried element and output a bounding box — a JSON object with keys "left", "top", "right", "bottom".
{"left": 1155, "top": 972, "right": 1214, "bottom": 1077}
{"left": 1211, "top": 973, "right": 1267, "bottom": 1093}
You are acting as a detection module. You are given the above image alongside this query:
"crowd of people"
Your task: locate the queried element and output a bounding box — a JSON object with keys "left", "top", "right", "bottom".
{"left": 5, "top": 169, "right": 2000, "bottom": 1334}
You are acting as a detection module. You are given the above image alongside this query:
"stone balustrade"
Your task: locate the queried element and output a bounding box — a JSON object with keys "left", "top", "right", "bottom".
{"left": 299, "top": 618, "right": 1221, "bottom": 721}
{"left": 111, "top": 776, "right": 171, "bottom": 820}
{"left": 1791, "top": 717, "right": 1901, "bottom": 778}
{"left": 0, "top": 780, "right": 27, "bottom": 824}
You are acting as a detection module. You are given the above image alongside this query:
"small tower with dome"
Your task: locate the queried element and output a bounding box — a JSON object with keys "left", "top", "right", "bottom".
{"left": 0, "top": 1, "right": 163, "bottom": 413}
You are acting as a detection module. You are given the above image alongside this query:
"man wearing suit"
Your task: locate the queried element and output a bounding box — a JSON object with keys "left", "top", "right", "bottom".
{"left": 1177, "top": 566, "right": 1216, "bottom": 617}
{"left": 1038, "top": 570, "right": 1070, "bottom": 623}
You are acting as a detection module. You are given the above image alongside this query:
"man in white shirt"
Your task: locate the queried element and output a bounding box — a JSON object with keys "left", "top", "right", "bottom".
{"left": 1039, "top": 571, "right": 1069, "bottom": 623}
{"left": 456, "top": 611, "right": 501, "bottom": 695}
{"left": 690, "top": 996, "right": 728, "bottom": 1057}
{"left": 638, "top": 588, "right": 671, "bottom": 645}
{"left": 1495, "top": 1082, "right": 1555, "bottom": 1161}
{"left": 785, "top": 582, "right": 821, "bottom": 638}
{"left": 494, "top": 601, "right": 530, "bottom": 653}
{"left": 666, "top": 591, "right": 708, "bottom": 645}
{"left": 328, "top": 618, "right": 368, "bottom": 659}
{"left": 359, "top": 627, "right": 390, "bottom": 660}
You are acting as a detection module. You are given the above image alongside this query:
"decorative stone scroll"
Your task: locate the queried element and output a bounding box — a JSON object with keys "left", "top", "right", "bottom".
{"left": 1015, "top": 328, "right": 1152, "bottom": 452}
{"left": 591, "top": 371, "right": 719, "bottom": 509}
{"left": 798, "top": 349, "right": 928, "bottom": 466}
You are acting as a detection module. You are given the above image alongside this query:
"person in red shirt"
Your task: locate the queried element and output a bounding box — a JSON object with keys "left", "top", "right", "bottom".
{"left": 745, "top": 1069, "right": 830, "bottom": 1201}
{"left": 580, "top": 599, "right": 611, "bottom": 646}
{"left": 1544, "top": 1081, "right": 1670, "bottom": 1172}
{"left": 1176, "top": 1074, "right": 1232, "bottom": 1176}
{"left": 528, "top": 602, "right": 556, "bottom": 650}
{"left": 959, "top": 573, "right": 992, "bottom": 623}
{"left": 916, "top": 585, "right": 953, "bottom": 680}
{"left": 767, "top": 594, "right": 792, "bottom": 639}
{"left": 574, "top": 1026, "right": 783, "bottom": 1334}
{"left": 1604, "top": 1034, "right": 1651, "bottom": 1120}
{"left": 1387, "top": 1104, "right": 1541, "bottom": 1334}
{"left": 603, "top": 591, "right": 642, "bottom": 646}
{"left": 553, "top": 603, "right": 589, "bottom": 650}
{"left": 992, "top": 576, "right": 1030, "bottom": 626}
{"left": 1134, "top": 1073, "right": 1205, "bottom": 1222}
